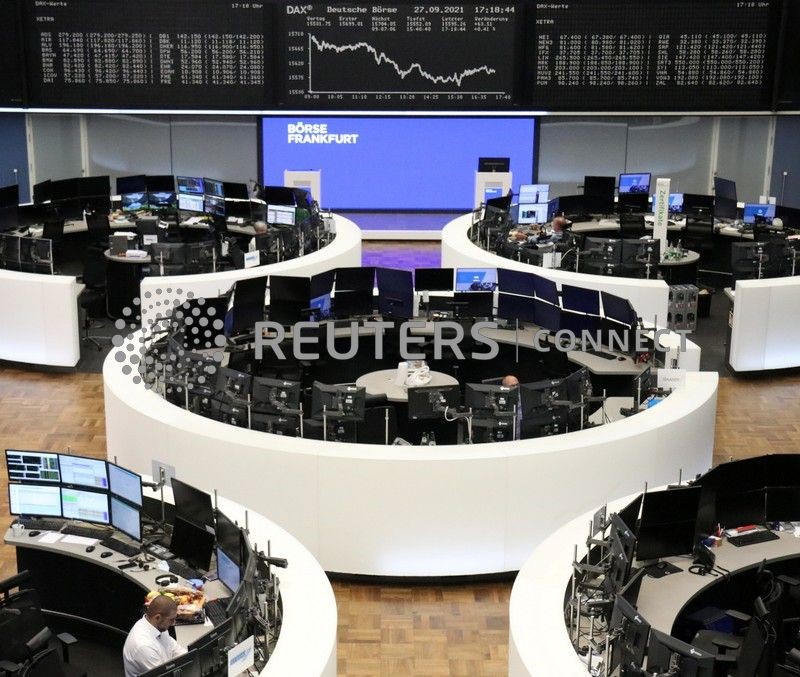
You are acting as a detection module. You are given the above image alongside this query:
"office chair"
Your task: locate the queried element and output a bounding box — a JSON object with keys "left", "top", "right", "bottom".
{"left": 85, "top": 210, "right": 110, "bottom": 244}
{"left": 683, "top": 214, "right": 715, "bottom": 260}
{"left": 619, "top": 213, "right": 646, "bottom": 239}
{"left": 358, "top": 406, "right": 398, "bottom": 445}
{"left": 17, "top": 627, "right": 85, "bottom": 677}
{"left": 78, "top": 245, "right": 109, "bottom": 351}
{"left": 692, "top": 598, "right": 774, "bottom": 677}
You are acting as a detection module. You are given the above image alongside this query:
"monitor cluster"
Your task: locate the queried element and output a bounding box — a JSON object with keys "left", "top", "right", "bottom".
{"left": 569, "top": 454, "right": 800, "bottom": 677}
{"left": 6, "top": 449, "right": 143, "bottom": 540}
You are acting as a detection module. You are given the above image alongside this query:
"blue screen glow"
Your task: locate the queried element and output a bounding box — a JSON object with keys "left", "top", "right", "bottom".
{"left": 260, "top": 117, "right": 535, "bottom": 210}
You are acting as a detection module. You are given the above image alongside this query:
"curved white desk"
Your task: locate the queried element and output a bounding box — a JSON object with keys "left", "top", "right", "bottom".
{"left": 355, "top": 368, "right": 459, "bottom": 402}
{"left": 105, "top": 329, "right": 718, "bottom": 578}
{"left": 5, "top": 486, "right": 337, "bottom": 676}
{"left": 0, "top": 269, "right": 83, "bottom": 367}
{"left": 728, "top": 276, "right": 800, "bottom": 372}
{"left": 138, "top": 214, "right": 361, "bottom": 325}
{"left": 441, "top": 214, "right": 670, "bottom": 326}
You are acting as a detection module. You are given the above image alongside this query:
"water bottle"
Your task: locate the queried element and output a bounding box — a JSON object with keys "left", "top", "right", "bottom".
{"left": 429, "top": 432, "right": 436, "bottom": 447}
{"left": 420, "top": 432, "right": 429, "bottom": 446}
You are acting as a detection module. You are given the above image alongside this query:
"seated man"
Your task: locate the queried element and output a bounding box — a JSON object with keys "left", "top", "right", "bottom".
{"left": 536, "top": 215, "right": 568, "bottom": 244}
{"left": 123, "top": 594, "right": 187, "bottom": 677}
{"left": 248, "top": 220, "right": 268, "bottom": 252}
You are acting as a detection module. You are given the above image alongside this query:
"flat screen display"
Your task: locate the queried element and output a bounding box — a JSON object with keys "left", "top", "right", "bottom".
{"left": 61, "top": 486, "right": 110, "bottom": 524}
{"left": 216, "top": 546, "right": 241, "bottom": 594}
{"left": 518, "top": 184, "right": 549, "bottom": 204}
{"left": 58, "top": 454, "right": 108, "bottom": 490}
{"left": 111, "top": 495, "right": 142, "bottom": 541}
{"left": 517, "top": 203, "right": 548, "bottom": 224}
{"left": 177, "top": 177, "right": 204, "bottom": 195}
{"left": 455, "top": 268, "right": 498, "bottom": 292}
{"left": 743, "top": 203, "right": 776, "bottom": 224}
{"left": 108, "top": 462, "right": 143, "bottom": 507}
{"left": 6, "top": 450, "right": 60, "bottom": 483}
{"left": 9, "top": 483, "right": 62, "bottom": 517}
{"left": 261, "top": 117, "right": 535, "bottom": 210}
{"left": 618, "top": 173, "right": 651, "bottom": 194}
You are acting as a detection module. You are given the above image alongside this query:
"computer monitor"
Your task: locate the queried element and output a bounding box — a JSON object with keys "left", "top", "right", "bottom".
{"left": 497, "top": 293, "right": 537, "bottom": 324}
{"left": 601, "top": 292, "right": 637, "bottom": 327}
{"left": 533, "top": 299, "right": 561, "bottom": 333}
{"left": 646, "top": 629, "right": 714, "bottom": 677}
{"left": 715, "top": 488, "right": 766, "bottom": 526}
{"left": 8, "top": 483, "right": 62, "bottom": 517}
{"left": 561, "top": 285, "right": 600, "bottom": 315}
{"left": 336, "top": 266, "right": 375, "bottom": 292}
{"left": 332, "top": 289, "right": 374, "bottom": 318}
{"left": 618, "top": 567, "right": 646, "bottom": 609}
{"left": 77, "top": 175, "right": 110, "bottom": 198}
{"left": 148, "top": 191, "right": 176, "bottom": 212}
{"left": 465, "top": 384, "right": 518, "bottom": 414}
{"left": 765, "top": 487, "right": 800, "bottom": 523}
{"left": 714, "top": 176, "right": 737, "bottom": 201}
{"left": 407, "top": 384, "right": 461, "bottom": 420}
{"left": 0, "top": 184, "right": 19, "bottom": 208}
{"left": 617, "top": 192, "right": 649, "bottom": 214}
{"left": 188, "top": 616, "right": 234, "bottom": 675}
{"left": 222, "top": 182, "right": 249, "bottom": 200}
{"left": 203, "top": 195, "right": 225, "bottom": 217}
{"left": 116, "top": 175, "right": 146, "bottom": 195}
{"left": 5, "top": 450, "right": 60, "bottom": 483}
{"left": 177, "top": 193, "right": 204, "bottom": 213}
{"left": 618, "top": 173, "right": 651, "bottom": 194}
{"left": 485, "top": 193, "right": 513, "bottom": 213}
{"left": 683, "top": 193, "right": 715, "bottom": 216}
{"left": 455, "top": 268, "right": 498, "bottom": 292}
{"left": 203, "top": 178, "right": 224, "bottom": 198}
{"left": 621, "top": 238, "right": 660, "bottom": 268}
{"left": 583, "top": 176, "right": 616, "bottom": 213}
{"left": 517, "top": 203, "right": 549, "bottom": 225}
{"left": 667, "top": 193, "right": 684, "bottom": 214}
{"left": 636, "top": 486, "right": 701, "bottom": 561}
{"left": 108, "top": 462, "right": 143, "bottom": 507}
{"left": 609, "top": 596, "right": 650, "bottom": 672}
{"left": 251, "top": 378, "right": 301, "bottom": 415}
{"left": 110, "top": 495, "right": 142, "bottom": 542}
{"left": 215, "top": 367, "right": 252, "bottom": 402}
{"left": 376, "top": 267, "right": 414, "bottom": 320}
{"left": 170, "top": 477, "right": 215, "bottom": 531}
{"left": 170, "top": 516, "right": 215, "bottom": 572}
{"left": 518, "top": 184, "right": 549, "bottom": 205}
{"left": 227, "top": 276, "right": 267, "bottom": 337}
{"left": 145, "top": 175, "right": 174, "bottom": 193}
{"left": 414, "top": 268, "right": 453, "bottom": 292}
{"left": 177, "top": 176, "right": 204, "bottom": 195}
{"left": 138, "top": 649, "right": 198, "bottom": 677}
{"left": 259, "top": 185, "right": 296, "bottom": 205}
{"left": 216, "top": 547, "right": 241, "bottom": 595}
{"left": 122, "top": 192, "right": 148, "bottom": 212}
{"left": 58, "top": 454, "right": 108, "bottom": 490}
{"left": 478, "top": 157, "right": 510, "bottom": 172}
{"left": 50, "top": 178, "right": 79, "bottom": 202}
{"left": 743, "top": 203, "right": 776, "bottom": 225}
{"left": 311, "top": 382, "right": 366, "bottom": 421}
{"left": 497, "top": 269, "right": 536, "bottom": 297}
{"left": 215, "top": 510, "right": 242, "bottom": 565}
{"left": 32, "top": 180, "right": 52, "bottom": 204}
{"left": 269, "top": 275, "right": 311, "bottom": 325}
{"left": 61, "top": 486, "right": 110, "bottom": 524}
{"left": 266, "top": 204, "right": 295, "bottom": 225}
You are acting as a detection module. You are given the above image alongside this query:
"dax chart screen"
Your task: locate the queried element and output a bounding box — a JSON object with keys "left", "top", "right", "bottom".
{"left": 277, "top": 3, "right": 522, "bottom": 109}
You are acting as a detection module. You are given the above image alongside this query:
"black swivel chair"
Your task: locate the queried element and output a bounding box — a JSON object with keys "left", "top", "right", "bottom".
{"left": 78, "top": 245, "right": 109, "bottom": 350}
{"left": 619, "top": 213, "right": 646, "bottom": 239}
{"left": 683, "top": 214, "right": 716, "bottom": 260}
{"left": 12, "top": 628, "right": 85, "bottom": 677}
{"left": 85, "top": 209, "right": 111, "bottom": 245}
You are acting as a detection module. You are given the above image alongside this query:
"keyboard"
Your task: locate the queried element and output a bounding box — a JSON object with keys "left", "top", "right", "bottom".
{"left": 168, "top": 560, "right": 202, "bottom": 581}
{"left": 62, "top": 524, "right": 109, "bottom": 539}
{"left": 100, "top": 537, "right": 141, "bottom": 557}
{"left": 204, "top": 598, "right": 230, "bottom": 626}
{"left": 15, "top": 518, "right": 66, "bottom": 532}
{"left": 728, "top": 530, "right": 780, "bottom": 547}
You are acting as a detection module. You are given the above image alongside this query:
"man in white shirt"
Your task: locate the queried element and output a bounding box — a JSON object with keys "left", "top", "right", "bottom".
{"left": 122, "top": 595, "right": 187, "bottom": 677}
{"left": 248, "top": 220, "right": 268, "bottom": 253}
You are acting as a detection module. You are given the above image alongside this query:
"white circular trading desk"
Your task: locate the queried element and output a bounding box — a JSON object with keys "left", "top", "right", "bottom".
{"left": 355, "top": 368, "right": 458, "bottom": 402}
{"left": 441, "top": 214, "right": 671, "bottom": 326}
{"left": 138, "top": 214, "right": 361, "bottom": 325}
{"left": 4, "top": 487, "right": 337, "bottom": 677}
{"left": 105, "top": 329, "right": 718, "bottom": 578}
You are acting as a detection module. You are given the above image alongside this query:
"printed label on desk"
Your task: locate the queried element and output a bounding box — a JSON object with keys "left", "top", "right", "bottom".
{"left": 657, "top": 368, "right": 686, "bottom": 390}
{"left": 244, "top": 251, "right": 260, "bottom": 269}
{"left": 143, "top": 234, "right": 158, "bottom": 246}
{"left": 227, "top": 635, "right": 254, "bottom": 676}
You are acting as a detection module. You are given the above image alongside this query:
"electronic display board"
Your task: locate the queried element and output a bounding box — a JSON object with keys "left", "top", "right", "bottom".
{"left": 22, "top": 0, "right": 271, "bottom": 109}
{"left": 276, "top": 2, "right": 522, "bottom": 110}
{"left": 528, "top": 0, "right": 781, "bottom": 111}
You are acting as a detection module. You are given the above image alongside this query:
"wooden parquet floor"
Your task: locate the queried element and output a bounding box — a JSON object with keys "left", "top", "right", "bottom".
{"left": 1, "top": 365, "right": 800, "bottom": 675}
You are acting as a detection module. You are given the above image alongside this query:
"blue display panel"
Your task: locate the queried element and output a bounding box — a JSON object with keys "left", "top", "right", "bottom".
{"left": 260, "top": 117, "right": 535, "bottom": 210}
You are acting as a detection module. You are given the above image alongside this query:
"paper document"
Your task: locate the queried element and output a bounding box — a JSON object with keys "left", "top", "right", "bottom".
{"left": 37, "top": 532, "right": 64, "bottom": 544}
{"left": 61, "top": 535, "right": 98, "bottom": 546}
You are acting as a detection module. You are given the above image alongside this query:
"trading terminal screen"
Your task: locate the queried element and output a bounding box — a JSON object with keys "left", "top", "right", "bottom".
{"left": 21, "top": 0, "right": 271, "bottom": 109}
{"left": 0, "top": 0, "right": 24, "bottom": 106}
